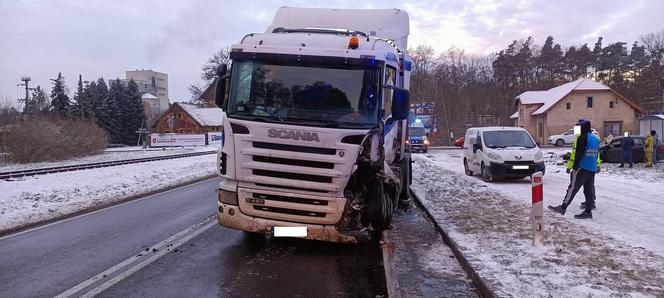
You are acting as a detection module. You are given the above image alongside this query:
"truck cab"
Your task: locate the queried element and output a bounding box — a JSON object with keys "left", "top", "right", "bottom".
{"left": 214, "top": 7, "right": 413, "bottom": 243}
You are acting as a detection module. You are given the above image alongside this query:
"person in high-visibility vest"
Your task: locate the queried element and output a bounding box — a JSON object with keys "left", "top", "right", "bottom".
{"left": 548, "top": 120, "right": 601, "bottom": 219}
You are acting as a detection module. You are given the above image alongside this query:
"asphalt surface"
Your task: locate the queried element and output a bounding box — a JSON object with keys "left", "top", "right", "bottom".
{"left": 390, "top": 207, "right": 477, "bottom": 297}
{"left": 0, "top": 178, "right": 386, "bottom": 297}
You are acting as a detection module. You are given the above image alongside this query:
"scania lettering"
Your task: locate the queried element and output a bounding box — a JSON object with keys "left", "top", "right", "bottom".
{"left": 267, "top": 129, "right": 321, "bottom": 142}
{"left": 214, "top": 7, "right": 413, "bottom": 243}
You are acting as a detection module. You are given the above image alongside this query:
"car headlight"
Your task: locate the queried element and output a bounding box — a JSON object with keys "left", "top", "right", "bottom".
{"left": 487, "top": 152, "right": 502, "bottom": 161}
{"left": 535, "top": 150, "right": 543, "bottom": 161}
{"left": 406, "top": 140, "right": 410, "bottom": 144}
{"left": 423, "top": 139, "right": 429, "bottom": 145}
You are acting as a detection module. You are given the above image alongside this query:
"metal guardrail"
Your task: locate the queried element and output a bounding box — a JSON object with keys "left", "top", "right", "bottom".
{"left": 0, "top": 150, "right": 217, "bottom": 180}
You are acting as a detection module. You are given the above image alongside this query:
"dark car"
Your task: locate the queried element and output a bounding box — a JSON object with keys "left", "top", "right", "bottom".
{"left": 599, "top": 136, "right": 664, "bottom": 163}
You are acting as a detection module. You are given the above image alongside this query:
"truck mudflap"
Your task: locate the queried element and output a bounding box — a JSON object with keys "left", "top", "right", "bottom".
{"left": 217, "top": 203, "right": 363, "bottom": 243}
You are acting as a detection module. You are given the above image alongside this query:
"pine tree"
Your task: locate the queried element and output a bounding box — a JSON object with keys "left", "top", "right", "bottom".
{"left": 106, "top": 79, "right": 126, "bottom": 144}
{"left": 574, "top": 44, "right": 593, "bottom": 78}
{"left": 29, "top": 86, "right": 49, "bottom": 114}
{"left": 122, "top": 80, "right": 146, "bottom": 145}
{"left": 591, "top": 37, "right": 603, "bottom": 78}
{"left": 72, "top": 74, "right": 89, "bottom": 119}
{"left": 50, "top": 72, "right": 70, "bottom": 117}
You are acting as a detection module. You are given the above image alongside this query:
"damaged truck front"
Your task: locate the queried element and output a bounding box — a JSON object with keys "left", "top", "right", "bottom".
{"left": 214, "top": 7, "right": 413, "bottom": 243}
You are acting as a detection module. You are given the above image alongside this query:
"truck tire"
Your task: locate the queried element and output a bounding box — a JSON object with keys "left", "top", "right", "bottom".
{"left": 366, "top": 178, "right": 392, "bottom": 231}
{"left": 464, "top": 158, "right": 473, "bottom": 176}
{"left": 399, "top": 154, "right": 411, "bottom": 208}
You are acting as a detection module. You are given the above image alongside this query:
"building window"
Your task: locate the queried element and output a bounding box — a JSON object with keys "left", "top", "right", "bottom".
{"left": 609, "top": 101, "right": 615, "bottom": 108}
{"left": 603, "top": 121, "right": 622, "bottom": 137}
{"left": 566, "top": 102, "right": 571, "bottom": 110}
{"left": 587, "top": 97, "right": 593, "bottom": 108}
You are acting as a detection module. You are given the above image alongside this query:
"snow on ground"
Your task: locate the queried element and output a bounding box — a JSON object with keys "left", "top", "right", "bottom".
{"left": 411, "top": 149, "right": 664, "bottom": 297}
{"left": 0, "top": 146, "right": 216, "bottom": 172}
{"left": 0, "top": 154, "right": 217, "bottom": 233}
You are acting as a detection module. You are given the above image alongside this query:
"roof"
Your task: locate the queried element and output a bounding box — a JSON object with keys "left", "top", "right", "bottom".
{"left": 141, "top": 93, "right": 158, "bottom": 99}
{"left": 266, "top": 7, "right": 410, "bottom": 49}
{"left": 469, "top": 126, "right": 528, "bottom": 132}
{"left": 177, "top": 103, "right": 224, "bottom": 126}
{"left": 640, "top": 114, "right": 664, "bottom": 120}
{"left": 516, "top": 78, "right": 642, "bottom": 114}
{"left": 517, "top": 78, "right": 609, "bottom": 115}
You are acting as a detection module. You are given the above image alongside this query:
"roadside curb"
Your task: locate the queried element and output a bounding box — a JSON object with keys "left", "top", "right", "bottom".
{"left": 381, "top": 230, "right": 401, "bottom": 298}
{"left": 0, "top": 174, "right": 218, "bottom": 238}
{"left": 410, "top": 189, "right": 497, "bottom": 298}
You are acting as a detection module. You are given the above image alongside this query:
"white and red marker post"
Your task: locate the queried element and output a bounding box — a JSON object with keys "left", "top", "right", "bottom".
{"left": 531, "top": 171, "right": 544, "bottom": 246}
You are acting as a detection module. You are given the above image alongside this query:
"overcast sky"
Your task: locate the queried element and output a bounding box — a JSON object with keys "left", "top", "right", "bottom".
{"left": 1, "top": 0, "right": 663, "bottom": 107}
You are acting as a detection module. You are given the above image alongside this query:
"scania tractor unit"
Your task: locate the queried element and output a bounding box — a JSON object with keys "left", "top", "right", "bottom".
{"left": 214, "top": 7, "right": 413, "bottom": 243}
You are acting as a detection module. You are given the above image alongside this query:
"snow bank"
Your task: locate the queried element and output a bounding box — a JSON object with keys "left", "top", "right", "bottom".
{"left": 0, "top": 154, "right": 217, "bottom": 233}
{"left": 411, "top": 152, "right": 664, "bottom": 297}
{"left": 0, "top": 146, "right": 214, "bottom": 172}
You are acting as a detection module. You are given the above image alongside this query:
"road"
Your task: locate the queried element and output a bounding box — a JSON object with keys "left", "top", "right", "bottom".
{"left": 0, "top": 178, "right": 386, "bottom": 297}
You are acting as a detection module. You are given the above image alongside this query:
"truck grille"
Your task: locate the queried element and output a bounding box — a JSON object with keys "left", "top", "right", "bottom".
{"left": 238, "top": 188, "right": 344, "bottom": 225}
{"left": 252, "top": 169, "right": 333, "bottom": 183}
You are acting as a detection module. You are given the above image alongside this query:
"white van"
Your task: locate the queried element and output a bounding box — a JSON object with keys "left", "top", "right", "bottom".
{"left": 463, "top": 127, "right": 545, "bottom": 181}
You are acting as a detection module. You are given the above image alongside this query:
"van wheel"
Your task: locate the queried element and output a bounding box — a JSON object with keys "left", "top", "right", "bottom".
{"left": 481, "top": 163, "right": 493, "bottom": 182}
{"left": 555, "top": 139, "right": 565, "bottom": 146}
{"left": 464, "top": 159, "right": 473, "bottom": 176}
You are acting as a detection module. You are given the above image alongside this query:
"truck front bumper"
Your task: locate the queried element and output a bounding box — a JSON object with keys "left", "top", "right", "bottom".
{"left": 217, "top": 203, "right": 360, "bottom": 243}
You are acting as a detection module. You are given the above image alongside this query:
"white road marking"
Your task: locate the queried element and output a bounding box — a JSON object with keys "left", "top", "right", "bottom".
{"left": 0, "top": 177, "right": 217, "bottom": 241}
{"left": 54, "top": 215, "right": 216, "bottom": 298}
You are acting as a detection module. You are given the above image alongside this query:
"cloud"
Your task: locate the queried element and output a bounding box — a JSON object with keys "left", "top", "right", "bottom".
{"left": 1, "top": 0, "right": 663, "bottom": 105}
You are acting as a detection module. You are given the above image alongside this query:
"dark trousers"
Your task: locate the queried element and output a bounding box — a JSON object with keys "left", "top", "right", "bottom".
{"left": 563, "top": 169, "right": 596, "bottom": 211}
{"left": 620, "top": 149, "right": 633, "bottom": 167}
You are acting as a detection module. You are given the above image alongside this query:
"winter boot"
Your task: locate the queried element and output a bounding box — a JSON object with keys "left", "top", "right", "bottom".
{"left": 548, "top": 205, "right": 566, "bottom": 215}
{"left": 574, "top": 210, "right": 593, "bottom": 219}
{"left": 580, "top": 202, "right": 597, "bottom": 210}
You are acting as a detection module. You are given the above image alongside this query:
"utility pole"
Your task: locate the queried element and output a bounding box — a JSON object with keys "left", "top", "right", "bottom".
{"left": 17, "top": 76, "right": 34, "bottom": 114}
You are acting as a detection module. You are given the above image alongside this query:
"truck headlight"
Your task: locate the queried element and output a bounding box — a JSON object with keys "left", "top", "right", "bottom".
{"left": 423, "top": 139, "right": 429, "bottom": 145}
{"left": 535, "top": 150, "right": 543, "bottom": 161}
{"left": 218, "top": 189, "right": 238, "bottom": 205}
{"left": 487, "top": 152, "right": 502, "bottom": 161}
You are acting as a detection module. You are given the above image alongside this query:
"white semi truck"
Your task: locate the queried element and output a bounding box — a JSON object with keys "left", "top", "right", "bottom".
{"left": 214, "top": 7, "right": 413, "bottom": 243}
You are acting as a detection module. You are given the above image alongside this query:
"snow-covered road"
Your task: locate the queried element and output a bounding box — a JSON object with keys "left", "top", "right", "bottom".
{"left": 412, "top": 149, "right": 664, "bottom": 297}
{"left": 425, "top": 148, "right": 664, "bottom": 257}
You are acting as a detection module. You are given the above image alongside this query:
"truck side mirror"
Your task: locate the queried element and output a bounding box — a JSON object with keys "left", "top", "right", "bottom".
{"left": 215, "top": 64, "right": 228, "bottom": 109}
{"left": 391, "top": 88, "right": 410, "bottom": 121}
{"left": 473, "top": 143, "right": 481, "bottom": 153}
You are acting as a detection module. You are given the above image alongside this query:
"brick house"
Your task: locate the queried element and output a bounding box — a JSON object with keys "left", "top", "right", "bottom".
{"left": 153, "top": 102, "right": 223, "bottom": 133}
{"left": 510, "top": 78, "right": 642, "bottom": 144}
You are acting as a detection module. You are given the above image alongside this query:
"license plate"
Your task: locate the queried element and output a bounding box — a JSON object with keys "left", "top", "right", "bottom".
{"left": 273, "top": 226, "right": 307, "bottom": 237}
{"left": 512, "top": 165, "right": 529, "bottom": 170}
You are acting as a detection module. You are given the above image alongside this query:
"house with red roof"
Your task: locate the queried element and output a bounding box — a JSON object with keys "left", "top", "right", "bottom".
{"left": 510, "top": 78, "right": 642, "bottom": 144}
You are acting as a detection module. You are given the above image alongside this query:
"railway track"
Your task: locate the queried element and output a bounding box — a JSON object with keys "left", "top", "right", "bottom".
{"left": 0, "top": 150, "right": 217, "bottom": 180}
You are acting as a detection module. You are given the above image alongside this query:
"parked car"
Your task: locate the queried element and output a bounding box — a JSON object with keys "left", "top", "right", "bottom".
{"left": 453, "top": 136, "right": 465, "bottom": 147}
{"left": 599, "top": 136, "right": 664, "bottom": 163}
{"left": 463, "top": 127, "right": 545, "bottom": 182}
{"left": 548, "top": 128, "right": 600, "bottom": 146}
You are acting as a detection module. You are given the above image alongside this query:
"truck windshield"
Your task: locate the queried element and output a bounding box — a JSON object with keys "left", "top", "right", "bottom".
{"left": 410, "top": 127, "right": 425, "bottom": 136}
{"left": 227, "top": 59, "right": 380, "bottom": 128}
{"left": 483, "top": 131, "right": 536, "bottom": 149}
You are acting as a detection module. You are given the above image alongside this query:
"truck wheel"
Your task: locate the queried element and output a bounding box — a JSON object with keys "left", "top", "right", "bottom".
{"left": 423, "top": 149, "right": 428, "bottom": 153}
{"left": 555, "top": 139, "right": 565, "bottom": 146}
{"left": 464, "top": 159, "right": 473, "bottom": 176}
{"left": 366, "top": 178, "right": 392, "bottom": 231}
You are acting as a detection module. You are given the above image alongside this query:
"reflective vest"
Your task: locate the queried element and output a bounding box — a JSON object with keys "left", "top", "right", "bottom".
{"left": 567, "top": 134, "right": 602, "bottom": 171}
